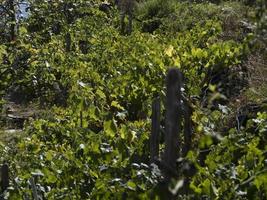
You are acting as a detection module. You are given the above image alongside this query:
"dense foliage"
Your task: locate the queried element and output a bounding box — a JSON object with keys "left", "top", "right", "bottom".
{"left": 0, "top": 0, "right": 266, "bottom": 199}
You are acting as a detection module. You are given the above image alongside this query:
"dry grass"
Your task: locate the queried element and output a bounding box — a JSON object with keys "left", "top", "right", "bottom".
{"left": 0, "top": 129, "right": 24, "bottom": 146}
{"left": 245, "top": 53, "right": 267, "bottom": 102}
{"left": 228, "top": 52, "right": 267, "bottom": 114}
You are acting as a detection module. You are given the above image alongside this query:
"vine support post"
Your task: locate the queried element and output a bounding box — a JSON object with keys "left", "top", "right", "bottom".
{"left": 150, "top": 68, "right": 194, "bottom": 197}
{"left": 163, "top": 68, "right": 183, "bottom": 180}
{"left": 80, "top": 110, "right": 83, "bottom": 128}
{"left": 1, "top": 163, "right": 9, "bottom": 192}
{"left": 65, "top": 32, "right": 71, "bottom": 52}
{"left": 29, "top": 177, "right": 38, "bottom": 200}
{"left": 9, "top": 0, "right": 17, "bottom": 41}
{"left": 150, "top": 97, "right": 161, "bottom": 164}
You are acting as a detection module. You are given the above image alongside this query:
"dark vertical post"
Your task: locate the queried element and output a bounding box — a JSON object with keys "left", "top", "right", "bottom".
{"left": 126, "top": 7, "right": 133, "bottom": 35}
{"left": 118, "top": 0, "right": 134, "bottom": 35}
{"left": 150, "top": 97, "right": 160, "bottom": 164}
{"left": 65, "top": 33, "right": 71, "bottom": 52}
{"left": 80, "top": 110, "right": 83, "bottom": 128}
{"left": 9, "top": 0, "right": 17, "bottom": 41}
{"left": 1, "top": 163, "right": 9, "bottom": 192}
{"left": 63, "top": 2, "right": 73, "bottom": 52}
{"left": 120, "top": 11, "right": 126, "bottom": 34}
{"left": 163, "top": 68, "right": 183, "bottom": 179}
{"left": 29, "top": 177, "right": 38, "bottom": 200}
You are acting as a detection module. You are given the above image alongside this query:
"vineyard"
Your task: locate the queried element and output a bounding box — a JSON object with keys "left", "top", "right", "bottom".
{"left": 0, "top": 0, "right": 266, "bottom": 199}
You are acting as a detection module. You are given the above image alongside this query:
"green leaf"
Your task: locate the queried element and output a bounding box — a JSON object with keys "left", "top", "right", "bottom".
{"left": 104, "top": 120, "right": 117, "bottom": 138}
{"left": 89, "top": 105, "right": 100, "bottom": 121}
{"left": 254, "top": 172, "right": 267, "bottom": 190}
{"left": 45, "top": 150, "right": 54, "bottom": 161}
{"left": 165, "top": 45, "right": 174, "bottom": 57}
{"left": 127, "top": 181, "right": 136, "bottom": 191}
{"left": 43, "top": 168, "right": 57, "bottom": 184}
{"left": 111, "top": 101, "right": 125, "bottom": 110}
{"left": 201, "top": 179, "right": 211, "bottom": 195}
{"left": 119, "top": 125, "right": 127, "bottom": 139}
{"left": 199, "top": 135, "right": 213, "bottom": 149}
{"left": 96, "top": 89, "right": 106, "bottom": 99}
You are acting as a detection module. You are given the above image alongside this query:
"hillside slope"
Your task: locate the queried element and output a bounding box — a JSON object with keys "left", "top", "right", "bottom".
{"left": 0, "top": 0, "right": 266, "bottom": 199}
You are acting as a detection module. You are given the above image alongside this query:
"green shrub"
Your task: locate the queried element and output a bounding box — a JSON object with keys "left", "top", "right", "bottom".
{"left": 136, "top": 0, "right": 176, "bottom": 19}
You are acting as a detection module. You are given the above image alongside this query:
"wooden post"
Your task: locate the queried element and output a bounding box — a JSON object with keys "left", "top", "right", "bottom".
{"left": 29, "top": 177, "right": 38, "bottom": 200}
{"left": 163, "top": 68, "right": 183, "bottom": 179}
{"left": 150, "top": 97, "right": 160, "bottom": 164}
{"left": 1, "top": 163, "right": 9, "bottom": 192}
{"left": 152, "top": 68, "right": 194, "bottom": 198}
{"left": 118, "top": 0, "right": 134, "bottom": 35}
{"left": 9, "top": 0, "right": 17, "bottom": 41}
{"left": 80, "top": 110, "right": 83, "bottom": 128}
{"left": 153, "top": 68, "right": 183, "bottom": 199}
{"left": 65, "top": 32, "right": 71, "bottom": 52}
